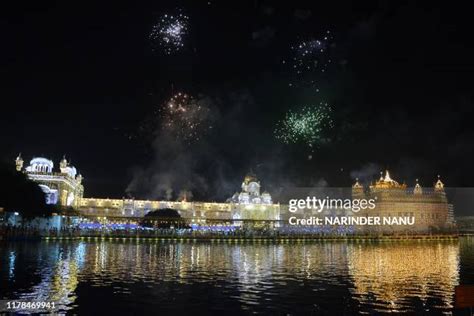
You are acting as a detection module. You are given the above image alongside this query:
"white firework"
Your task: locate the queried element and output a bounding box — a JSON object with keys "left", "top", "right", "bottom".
{"left": 150, "top": 12, "right": 189, "bottom": 55}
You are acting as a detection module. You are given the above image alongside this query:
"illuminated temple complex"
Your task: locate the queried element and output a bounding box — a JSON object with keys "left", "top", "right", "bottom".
{"left": 352, "top": 171, "right": 455, "bottom": 232}
{"left": 77, "top": 172, "right": 279, "bottom": 227}
{"left": 15, "top": 154, "right": 84, "bottom": 208}
{"left": 15, "top": 156, "right": 280, "bottom": 227}
{"left": 14, "top": 155, "right": 454, "bottom": 232}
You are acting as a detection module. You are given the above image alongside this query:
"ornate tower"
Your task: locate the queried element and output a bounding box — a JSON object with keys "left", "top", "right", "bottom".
{"left": 15, "top": 153, "right": 24, "bottom": 171}
{"left": 352, "top": 178, "right": 364, "bottom": 198}
{"left": 60, "top": 156, "right": 68, "bottom": 173}
{"left": 76, "top": 174, "right": 83, "bottom": 184}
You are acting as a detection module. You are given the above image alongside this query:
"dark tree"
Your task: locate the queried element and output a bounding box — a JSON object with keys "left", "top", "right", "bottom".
{"left": 0, "top": 162, "right": 50, "bottom": 219}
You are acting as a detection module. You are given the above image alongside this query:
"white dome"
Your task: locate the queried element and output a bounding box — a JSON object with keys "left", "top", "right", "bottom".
{"left": 65, "top": 166, "right": 77, "bottom": 178}
{"left": 30, "top": 157, "right": 53, "bottom": 166}
{"left": 26, "top": 157, "right": 54, "bottom": 173}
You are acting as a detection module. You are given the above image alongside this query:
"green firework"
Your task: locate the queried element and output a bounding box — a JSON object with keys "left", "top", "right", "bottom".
{"left": 274, "top": 102, "right": 333, "bottom": 147}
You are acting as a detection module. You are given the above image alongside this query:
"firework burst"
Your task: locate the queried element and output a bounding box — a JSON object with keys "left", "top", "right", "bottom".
{"left": 149, "top": 12, "right": 189, "bottom": 55}
{"left": 158, "top": 92, "right": 213, "bottom": 143}
{"left": 284, "top": 30, "right": 334, "bottom": 89}
{"left": 274, "top": 102, "right": 333, "bottom": 148}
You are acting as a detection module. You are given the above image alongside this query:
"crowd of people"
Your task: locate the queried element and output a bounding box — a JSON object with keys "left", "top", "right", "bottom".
{"left": 0, "top": 224, "right": 281, "bottom": 239}
{"left": 0, "top": 223, "right": 359, "bottom": 240}
{"left": 1, "top": 221, "right": 456, "bottom": 240}
{"left": 0, "top": 224, "right": 61, "bottom": 240}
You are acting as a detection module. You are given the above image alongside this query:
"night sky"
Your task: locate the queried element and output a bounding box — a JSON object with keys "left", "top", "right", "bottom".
{"left": 1, "top": 1, "right": 473, "bottom": 201}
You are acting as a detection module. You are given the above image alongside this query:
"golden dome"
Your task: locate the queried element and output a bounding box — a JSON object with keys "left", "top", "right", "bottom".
{"left": 244, "top": 172, "right": 258, "bottom": 184}
{"left": 372, "top": 170, "right": 406, "bottom": 189}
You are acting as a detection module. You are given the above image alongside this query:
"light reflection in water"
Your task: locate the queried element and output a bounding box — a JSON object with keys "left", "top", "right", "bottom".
{"left": 0, "top": 240, "right": 466, "bottom": 314}
{"left": 8, "top": 251, "right": 15, "bottom": 280}
{"left": 347, "top": 242, "right": 459, "bottom": 313}
{"left": 1, "top": 245, "right": 80, "bottom": 311}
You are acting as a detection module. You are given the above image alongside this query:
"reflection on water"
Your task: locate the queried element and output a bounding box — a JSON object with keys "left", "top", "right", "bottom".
{"left": 348, "top": 243, "right": 459, "bottom": 313}
{"left": 1, "top": 238, "right": 471, "bottom": 314}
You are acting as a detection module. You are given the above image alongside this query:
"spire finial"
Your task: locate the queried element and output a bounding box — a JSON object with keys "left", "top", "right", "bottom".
{"left": 15, "top": 153, "right": 24, "bottom": 171}
{"left": 414, "top": 178, "right": 423, "bottom": 194}
{"left": 435, "top": 175, "right": 444, "bottom": 191}
{"left": 353, "top": 177, "right": 362, "bottom": 188}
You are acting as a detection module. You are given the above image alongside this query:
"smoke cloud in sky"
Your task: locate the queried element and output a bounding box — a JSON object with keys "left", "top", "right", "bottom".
{"left": 350, "top": 162, "right": 382, "bottom": 184}
{"left": 125, "top": 91, "right": 282, "bottom": 201}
